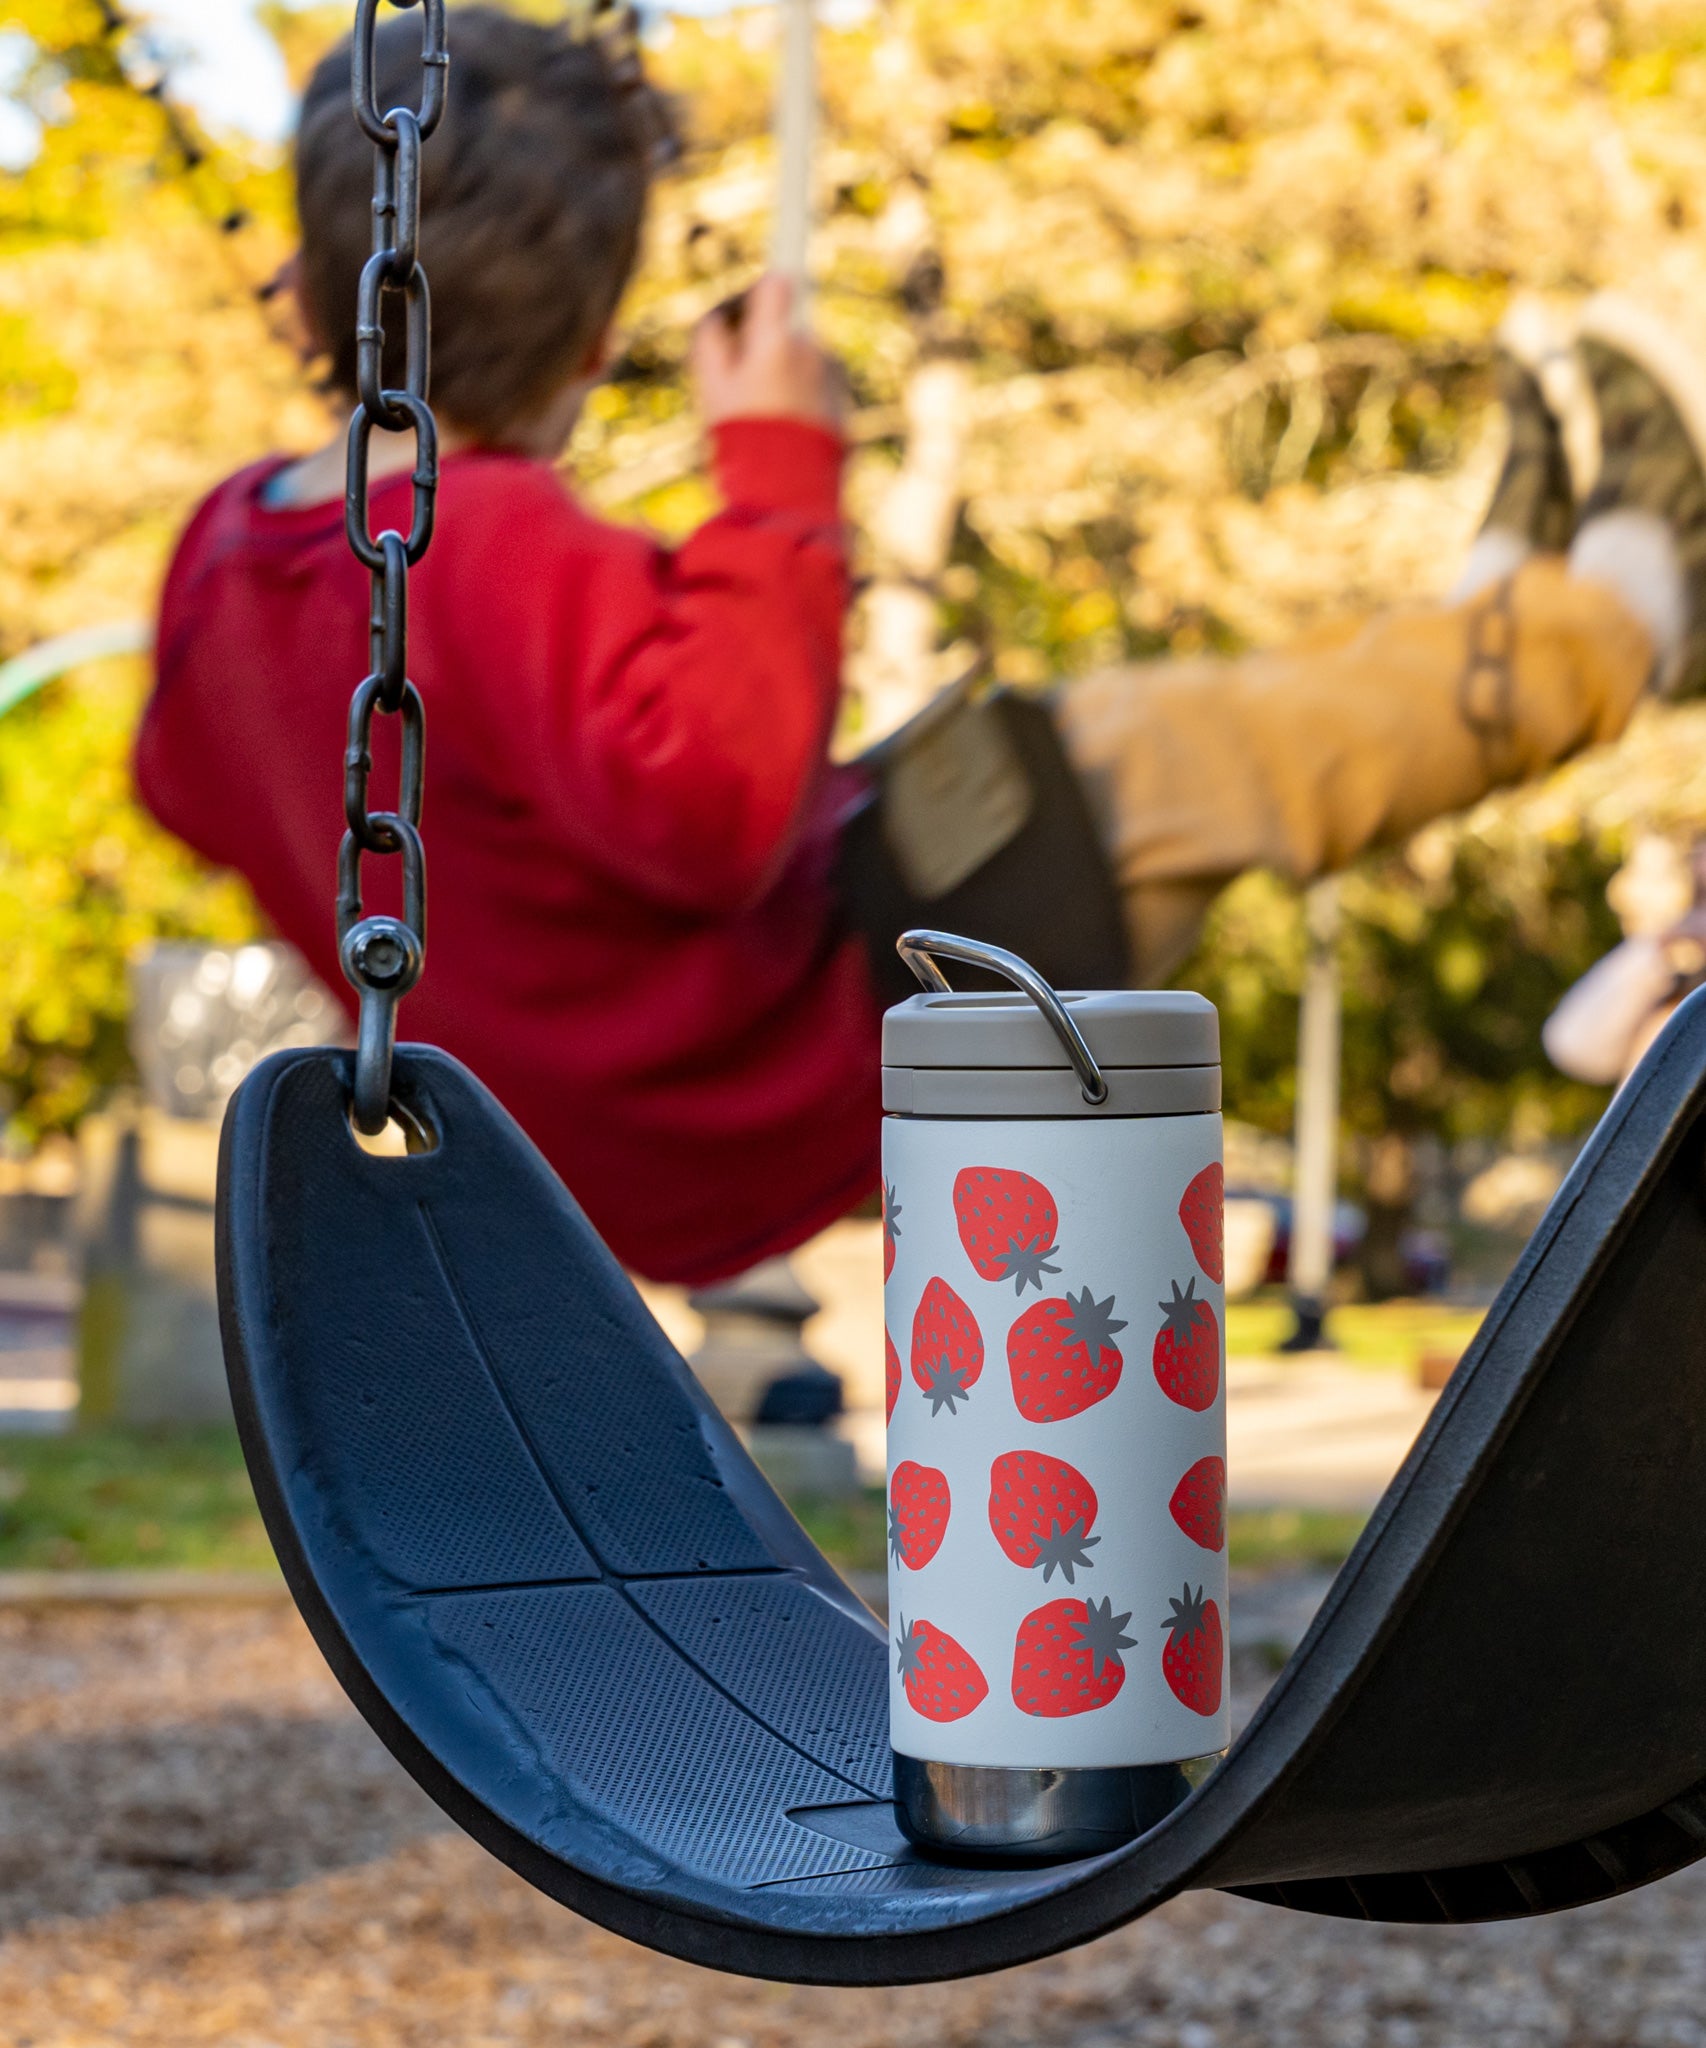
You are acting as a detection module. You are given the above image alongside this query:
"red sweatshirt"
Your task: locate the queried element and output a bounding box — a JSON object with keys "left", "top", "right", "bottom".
{"left": 136, "top": 418, "right": 884, "bottom": 1285}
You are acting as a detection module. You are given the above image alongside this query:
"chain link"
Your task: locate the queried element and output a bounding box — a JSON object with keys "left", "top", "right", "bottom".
{"left": 339, "top": 0, "right": 445, "bottom": 1134}
{"left": 1458, "top": 574, "right": 1519, "bottom": 768}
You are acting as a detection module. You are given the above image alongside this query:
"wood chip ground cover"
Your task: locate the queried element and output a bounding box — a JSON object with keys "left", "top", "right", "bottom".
{"left": 1, "top": 1604, "right": 1703, "bottom": 2046}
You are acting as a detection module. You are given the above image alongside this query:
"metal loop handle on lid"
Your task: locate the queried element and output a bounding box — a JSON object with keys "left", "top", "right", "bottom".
{"left": 896, "top": 930, "right": 1110, "bottom": 1106}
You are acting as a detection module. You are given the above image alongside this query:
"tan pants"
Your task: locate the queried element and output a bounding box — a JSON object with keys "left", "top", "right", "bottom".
{"left": 1054, "top": 557, "right": 1655, "bottom": 984}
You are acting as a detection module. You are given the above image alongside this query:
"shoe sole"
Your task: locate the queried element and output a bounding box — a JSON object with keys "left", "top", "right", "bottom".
{"left": 1578, "top": 292, "right": 1706, "bottom": 697}
{"left": 1578, "top": 292, "right": 1706, "bottom": 496}
{"left": 1499, "top": 292, "right": 1596, "bottom": 500}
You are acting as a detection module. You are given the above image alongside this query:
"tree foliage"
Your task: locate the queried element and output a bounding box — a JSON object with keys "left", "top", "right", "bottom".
{"left": 0, "top": 663, "right": 254, "bottom": 1137}
{"left": 2, "top": 0, "right": 1706, "bottom": 1150}
{"left": 1187, "top": 823, "right": 1624, "bottom": 1159}
{"left": 629, "top": 0, "right": 1705, "bottom": 1195}
{"left": 0, "top": 1, "right": 308, "bottom": 1136}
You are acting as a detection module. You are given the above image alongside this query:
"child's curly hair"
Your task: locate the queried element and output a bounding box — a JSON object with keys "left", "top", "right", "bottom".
{"left": 296, "top": 4, "right": 676, "bottom": 445}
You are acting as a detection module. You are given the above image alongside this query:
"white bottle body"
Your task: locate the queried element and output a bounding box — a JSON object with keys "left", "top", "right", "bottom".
{"left": 884, "top": 1111, "right": 1230, "bottom": 1770}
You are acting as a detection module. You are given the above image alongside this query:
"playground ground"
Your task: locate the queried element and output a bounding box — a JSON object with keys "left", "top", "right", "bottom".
{"left": 1, "top": 1278, "right": 1674, "bottom": 2047}
{"left": 0, "top": 1597, "right": 1702, "bottom": 2048}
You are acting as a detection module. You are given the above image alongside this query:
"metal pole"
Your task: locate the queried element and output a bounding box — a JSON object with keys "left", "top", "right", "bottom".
{"left": 769, "top": 0, "right": 816, "bottom": 322}
{"left": 1283, "top": 879, "right": 1342, "bottom": 1352}
{"left": 716, "top": 0, "right": 832, "bottom": 1486}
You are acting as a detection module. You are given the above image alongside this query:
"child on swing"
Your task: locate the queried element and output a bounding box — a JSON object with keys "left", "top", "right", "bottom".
{"left": 138, "top": 6, "right": 1706, "bottom": 1286}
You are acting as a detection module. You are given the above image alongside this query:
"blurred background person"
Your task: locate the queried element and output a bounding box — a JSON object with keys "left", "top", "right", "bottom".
{"left": 1545, "top": 833, "right": 1706, "bottom": 1086}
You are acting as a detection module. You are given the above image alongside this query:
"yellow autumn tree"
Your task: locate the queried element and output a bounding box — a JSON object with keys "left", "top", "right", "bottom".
{"left": 3, "top": 0, "right": 1706, "bottom": 1157}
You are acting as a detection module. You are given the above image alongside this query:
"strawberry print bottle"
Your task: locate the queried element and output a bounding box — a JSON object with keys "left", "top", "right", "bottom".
{"left": 884, "top": 931, "right": 1228, "bottom": 1863}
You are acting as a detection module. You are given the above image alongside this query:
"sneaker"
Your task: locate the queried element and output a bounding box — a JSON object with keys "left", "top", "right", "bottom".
{"left": 1479, "top": 336, "right": 1575, "bottom": 556}
{"left": 1575, "top": 294, "right": 1706, "bottom": 698}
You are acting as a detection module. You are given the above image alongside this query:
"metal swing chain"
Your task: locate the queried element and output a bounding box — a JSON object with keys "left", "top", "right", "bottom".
{"left": 338, "top": 0, "right": 448, "bottom": 1134}
{"left": 1457, "top": 573, "right": 1520, "bottom": 777}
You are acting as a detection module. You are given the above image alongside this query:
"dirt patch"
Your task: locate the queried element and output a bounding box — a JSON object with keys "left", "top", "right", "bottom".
{"left": 0, "top": 1605, "right": 444, "bottom": 1933}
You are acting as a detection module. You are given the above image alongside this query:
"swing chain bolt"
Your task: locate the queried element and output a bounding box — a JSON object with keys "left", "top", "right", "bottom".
{"left": 344, "top": 917, "right": 424, "bottom": 997}
{"left": 341, "top": 914, "right": 425, "bottom": 1138}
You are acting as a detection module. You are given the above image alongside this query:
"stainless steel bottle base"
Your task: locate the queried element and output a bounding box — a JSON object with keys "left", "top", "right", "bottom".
{"left": 894, "top": 1750, "right": 1225, "bottom": 1865}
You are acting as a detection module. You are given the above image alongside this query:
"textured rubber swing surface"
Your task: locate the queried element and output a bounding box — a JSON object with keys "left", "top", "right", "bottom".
{"left": 217, "top": 991, "right": 1706, "bottom": 1986}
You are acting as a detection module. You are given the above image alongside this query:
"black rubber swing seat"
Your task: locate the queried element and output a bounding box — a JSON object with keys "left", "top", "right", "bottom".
{"left": 217, "top": 989, "right": 1706, "bottom": 1986}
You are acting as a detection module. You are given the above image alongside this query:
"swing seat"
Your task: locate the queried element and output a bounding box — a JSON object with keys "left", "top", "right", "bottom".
{"left": 216, "top": 988, "right": 1706, "bottom": 1986}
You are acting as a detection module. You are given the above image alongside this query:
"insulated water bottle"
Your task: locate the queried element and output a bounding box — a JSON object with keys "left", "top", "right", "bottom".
{"left": 883, "top": 931, "right": 1229, "bottom": 1862}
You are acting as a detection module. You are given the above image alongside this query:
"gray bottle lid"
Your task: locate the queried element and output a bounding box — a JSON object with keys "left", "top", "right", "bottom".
{"left": 883, "top": 987, "right": 1218, "bottom": 1071}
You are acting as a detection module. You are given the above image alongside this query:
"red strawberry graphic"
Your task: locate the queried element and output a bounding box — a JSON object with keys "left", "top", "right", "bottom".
{"left": 1160, "top": 1582, "right": 1224, "bottom": 1716}
{"left": 889, "top": 1461, "right": 951, "bottom": 1570}
{"left": 1169, "top": 1455, "right": 1226, "bottom": 1553}
{"left": 1012, "top": 1595, "right": 1137, "bottom": 1718}
{"left": 1179, "top": 1162, "right": 1224, "bottom": 1285}
{"left": 988, "top": 1451, "right": 1101, "bottom": 1584}
{"left": 910, "top": 1277, "right": 984, "bottom": 1415}
{"left": 885, "top": 1329, "right": 901, "bottom": 1424}
{"left": 1152, "top": 1277, "right": 1220, "bottom": 1412}
{"left": 896, "top": 1617, "right": 988, "bottom": 1722}
{"left": 953, "top": 1167, "right": 1062, "bottom": 1295}
{"left": 882, "top": 1178, "right": 902, "bottom": 1282}
{"left": 1007, "top": 1287, "right": 1127, "bottom": 1423}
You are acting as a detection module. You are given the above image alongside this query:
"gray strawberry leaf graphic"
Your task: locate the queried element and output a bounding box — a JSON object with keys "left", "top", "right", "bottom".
{"left": 1162, "top": 1582, "right": 1211, "bottom": 1640}
{"left": 1072, "top": 1595, "right": 1137, "bottom": 1679}
{"left": 895, "top": 1617, "right": 923, "bottom": 1679}
{"left": 921, "top": 1354, "right": 972, "bottom": 1416}
{"left": 1065, "top": 1286, "right": 1127, "bottom": 1354}
{"left": 1034, "top": 1515, "right": 1100, "bottom": 1585}
{"left": 996, "top": 1232, "right": 1061, "bottom": 1296}
{"left": 1157, "top": 1276, "right": 1210, "bottom": 1345}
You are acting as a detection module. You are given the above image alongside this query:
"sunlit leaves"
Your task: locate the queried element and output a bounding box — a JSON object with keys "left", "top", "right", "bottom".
{"left": 0, "top": 661, "right": 256, "bottom": 1137}
{"left": 1182, "top": 819, "right": 1625, "bottom": 1164}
